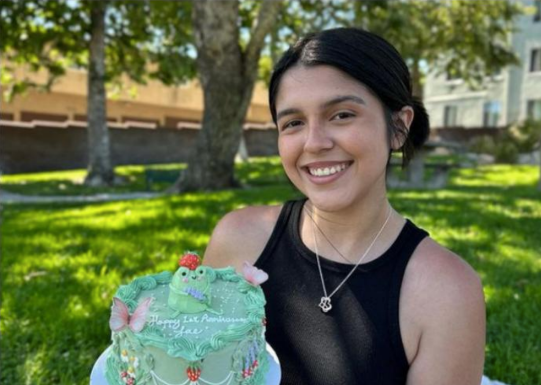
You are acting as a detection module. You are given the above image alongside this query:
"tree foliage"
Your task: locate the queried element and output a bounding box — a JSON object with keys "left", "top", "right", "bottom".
{"left": 261, "top": 0, "right": 525, "bottom": 98}
{"left": 0, "top": 0, "right": 196, "bottom": 186}
{"left": 355, "top": 0, "right": 524, "bottom": 96}
{"left": 0, "top": 0, "right": 196, "bottom": 100}
{"left": 0, "top": 0, "right": 530, "bottom": 190}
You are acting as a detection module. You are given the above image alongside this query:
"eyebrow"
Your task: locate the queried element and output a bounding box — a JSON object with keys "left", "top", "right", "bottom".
{"left": 276, "top": 95, "right": 366, "bottom": 121}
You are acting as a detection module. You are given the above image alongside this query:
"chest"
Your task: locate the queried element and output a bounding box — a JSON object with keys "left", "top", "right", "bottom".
{"left": 258, "top": 251, "right": 412, "bottom": 383}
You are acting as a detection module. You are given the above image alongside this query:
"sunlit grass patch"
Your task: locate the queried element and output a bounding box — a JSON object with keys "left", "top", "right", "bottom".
{"left": 453, "top": 164, "right": 539, "bottom": 187}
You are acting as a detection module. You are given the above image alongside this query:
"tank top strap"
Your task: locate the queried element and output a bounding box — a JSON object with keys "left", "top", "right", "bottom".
{"left": 256, "top": 199, "right": 299, "bottom": 267}
{"left": 388, "top": 221, "right": 429, "bottom": 365}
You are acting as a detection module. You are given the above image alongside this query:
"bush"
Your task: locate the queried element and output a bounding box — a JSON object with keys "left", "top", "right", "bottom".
{"left": 469, "top": 135, "right": 497, "bottom": 154}
{"left": 468, "top": 120, "right": 541, "bottom": 164}
{"left": 508, "top": 119, "right": 541, "bottom": 153}
{"left": 493, "top": 140, "right": 519, "bottom": 163}
{"left": 469, "top": 133, "right": 517, "bottom": 164}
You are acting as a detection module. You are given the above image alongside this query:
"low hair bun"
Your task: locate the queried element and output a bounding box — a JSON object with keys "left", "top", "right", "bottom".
{"left": 409, "top": 98, "right": 430, "bottom": 150}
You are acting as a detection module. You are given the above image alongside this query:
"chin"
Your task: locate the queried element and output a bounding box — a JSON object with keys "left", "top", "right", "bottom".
{"left": 303, "top": 190, "right": 358, "bottom": 214}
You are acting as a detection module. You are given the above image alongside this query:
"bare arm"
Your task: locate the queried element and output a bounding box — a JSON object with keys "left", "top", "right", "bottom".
{"left": 405, "top": 243, "right": 486, "bottom": 385}
{"left": 203, "top": 205, "right": 280, "bottom": 273}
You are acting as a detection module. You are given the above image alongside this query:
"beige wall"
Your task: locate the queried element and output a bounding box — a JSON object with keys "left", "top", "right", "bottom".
{"left": 1, "top": 66, "right": 273, "bottom": 125}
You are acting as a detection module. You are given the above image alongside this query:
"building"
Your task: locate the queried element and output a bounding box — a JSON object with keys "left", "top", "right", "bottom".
{"left": 0, "top": 65, "right": 273, "bottom": 127}
{"left": 424, "top": 0, "right": 541, "bottom": 129}
{"left": 0, "top": 64, "right": 276, "bottom": 174}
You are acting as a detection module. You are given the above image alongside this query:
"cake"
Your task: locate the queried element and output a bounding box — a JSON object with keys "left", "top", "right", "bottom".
{"left": 105, "top": 252, "right": 269, "bottom": 385}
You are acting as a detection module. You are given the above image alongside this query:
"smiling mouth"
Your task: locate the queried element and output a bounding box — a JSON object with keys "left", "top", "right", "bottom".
{"left": 305, "top": 162, "right": 352, "bottom": 177}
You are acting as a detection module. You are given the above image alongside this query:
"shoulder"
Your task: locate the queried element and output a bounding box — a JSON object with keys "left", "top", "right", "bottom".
{"left": 404, "top": 237, "right": 484, "bottom": 310}
{"left": 401, "top": 237, "right": 486, "bottom": 384}
{"left": 203, "top": 204, "right": 283, "bottom": 272}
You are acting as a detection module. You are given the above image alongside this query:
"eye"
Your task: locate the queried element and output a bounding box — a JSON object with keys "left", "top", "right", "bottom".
{"left": 281, "top": 120, "right": 303, "bottom": 131}
{"left": 331, "top": 111, "right": 355, "bottom": 121}
{"left": 181, "top": 271, "right": 187, "bottom": 277}
{"left": 198, "top": 269, "right": 204, "bottom": 275}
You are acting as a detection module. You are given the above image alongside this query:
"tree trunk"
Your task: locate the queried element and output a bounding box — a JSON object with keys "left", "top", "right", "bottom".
{"left": 171, "top": 0, "right": 280, "bottom": 192}
{"left": 84, "top": 1, "right": 115, "bottom": 187}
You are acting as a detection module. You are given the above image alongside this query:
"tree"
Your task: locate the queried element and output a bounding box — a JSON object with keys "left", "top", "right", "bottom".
{"left": 170, "top": 0, "right": 281, "bottom": 192}
{"left": 2, "top": 0, "right": 525, "bottom": 191}
{"left": 259, "top": 1, "right": 353, "bottom": 84}
{"left": 350, "top": 0, "right": 524, "bottom": 99}
{"left": 0, "top": 0, "right": 195, "bottom": 186}
{"left": 173, "top": 0, "right": 524, "bottom": 192}
{"left": 85, "top": 1, "right": 112, "bottom": 186}
{"left": 266, "top": 0, "right": 524, "bottom": 100}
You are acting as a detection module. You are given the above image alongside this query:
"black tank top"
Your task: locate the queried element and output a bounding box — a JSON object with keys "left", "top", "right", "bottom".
{"left": 254, "top": 199, "right": 429, "bottom": 385}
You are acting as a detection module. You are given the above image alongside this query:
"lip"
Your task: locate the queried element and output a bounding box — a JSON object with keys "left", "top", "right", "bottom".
{"left": 301, "top": 161, "right": 353, "bottom": 185}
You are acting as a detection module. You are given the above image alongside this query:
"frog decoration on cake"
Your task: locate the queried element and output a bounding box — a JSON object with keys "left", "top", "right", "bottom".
{"left": 168, "top": 252, "right": 220, "bottom": 315}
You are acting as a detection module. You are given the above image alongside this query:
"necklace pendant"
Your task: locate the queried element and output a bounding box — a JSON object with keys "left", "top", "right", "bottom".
{"left": 319, "top": 296, "right": 332, "bottom": 313}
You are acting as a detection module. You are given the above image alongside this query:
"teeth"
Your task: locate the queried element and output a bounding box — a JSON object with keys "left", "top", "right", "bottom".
{"left": 309, "top": 163, "right": 348, "bottom": 177}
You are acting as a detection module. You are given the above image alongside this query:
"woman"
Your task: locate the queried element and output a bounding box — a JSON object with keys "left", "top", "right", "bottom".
{"left": 204, "top": 28, "right": 485, "bottom": 385}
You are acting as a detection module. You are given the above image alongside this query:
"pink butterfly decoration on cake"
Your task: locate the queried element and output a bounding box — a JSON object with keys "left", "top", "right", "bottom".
{"left": 242, "top": 262, "right": 269, "bottom": 286}
{"left": 109, "top": 297, "right": 153, "bottom": 333}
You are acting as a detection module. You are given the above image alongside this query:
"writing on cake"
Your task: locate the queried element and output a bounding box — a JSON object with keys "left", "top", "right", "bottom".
{"left": 148, "top": 314, "right": 248, "bottom": 329}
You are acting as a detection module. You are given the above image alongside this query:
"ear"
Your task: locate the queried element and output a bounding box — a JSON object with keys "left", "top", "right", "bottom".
{"left": 390, "top": 106, "right": 414, "bottom": 150}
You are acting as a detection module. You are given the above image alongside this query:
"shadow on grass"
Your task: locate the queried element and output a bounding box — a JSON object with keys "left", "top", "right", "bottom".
{"left": 0, "top": 158, "right": 289, "bottom": 196}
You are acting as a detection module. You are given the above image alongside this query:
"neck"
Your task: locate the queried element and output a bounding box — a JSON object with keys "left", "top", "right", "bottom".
{"left": 301, "top": 197, "right": 403, "bottom": 264}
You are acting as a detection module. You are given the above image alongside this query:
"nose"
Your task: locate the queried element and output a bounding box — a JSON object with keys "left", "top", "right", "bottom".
{"left": 304, "top": 122, "right": 333, "bottom": 153}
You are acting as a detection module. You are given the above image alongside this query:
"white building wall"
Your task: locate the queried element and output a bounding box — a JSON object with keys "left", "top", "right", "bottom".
{"left": 424, "top": 0, "right": 541, "bottom": 129}
{"left": 519, "top": 37, "right": 541, "bottom": 120}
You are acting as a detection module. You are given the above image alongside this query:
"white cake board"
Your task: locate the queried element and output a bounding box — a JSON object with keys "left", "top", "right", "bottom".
{"left": 90, "top": 343, "right": 281, "bottom": 385}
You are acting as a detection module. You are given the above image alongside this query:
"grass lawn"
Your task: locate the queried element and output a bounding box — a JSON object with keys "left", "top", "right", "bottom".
{"left": 0, "top": 157, "right": 289, "bottom": 196}
{"left": 1, "top": 158, "right": 540, "bottom": 385}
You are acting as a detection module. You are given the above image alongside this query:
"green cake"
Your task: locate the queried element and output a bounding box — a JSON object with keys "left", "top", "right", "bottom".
{"left": 105, "top": 252, "right": 269, "bottom": 385}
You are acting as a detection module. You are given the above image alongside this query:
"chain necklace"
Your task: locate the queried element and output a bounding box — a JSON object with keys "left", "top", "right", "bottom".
{"left": 304, "top": 204, "right": 393, "bottom": 313}
{"left": 304, "top": 209, "right": 355, "bottom": 264}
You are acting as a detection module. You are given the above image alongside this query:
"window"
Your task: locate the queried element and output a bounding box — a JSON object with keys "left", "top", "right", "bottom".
{"left": 527, "top": 99, "right": 541, "bottom": 120}
{"left": 530, "top": 48, "right": 541, "bottom": 72}
{"left": 483, "top": 101, "right": 501, "bottom": 127}
{"left": 444, "top": 105, "right": 458, "bottom": 127}
{"left": 534, "top": 0, "right": 541, "bottom": 22}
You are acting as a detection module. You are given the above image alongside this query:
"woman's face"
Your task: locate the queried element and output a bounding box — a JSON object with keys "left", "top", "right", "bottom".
{"left": 275, "top": 65, "right": 400, "bottom": 212}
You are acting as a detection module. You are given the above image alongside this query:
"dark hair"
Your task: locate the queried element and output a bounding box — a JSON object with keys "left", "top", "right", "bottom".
{"left": 269, "top": 28, "right": 430, "bottom": 168}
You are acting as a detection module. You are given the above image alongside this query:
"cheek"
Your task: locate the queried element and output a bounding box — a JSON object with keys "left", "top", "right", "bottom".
{"left": 278, "top": 137, "right": 306, "bottom": 189}
{"left": 278, "top": 137, "right": 298, "bottom": 168}
{"left": 352, "top": 118, "right": 389, "bottom": 152}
